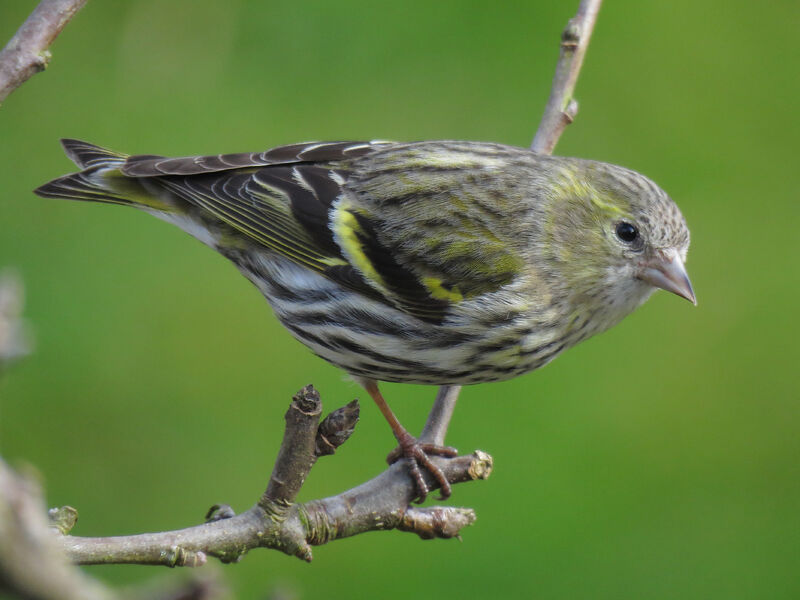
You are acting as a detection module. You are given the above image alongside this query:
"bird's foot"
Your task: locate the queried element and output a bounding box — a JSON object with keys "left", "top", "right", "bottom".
{"left": 387, "top": 434, "right": 458, "bottom": 503}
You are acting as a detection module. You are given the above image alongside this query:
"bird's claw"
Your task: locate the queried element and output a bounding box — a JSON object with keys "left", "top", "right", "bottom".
{"left": 386, "top": 439, "right": 458, "bottom": 503}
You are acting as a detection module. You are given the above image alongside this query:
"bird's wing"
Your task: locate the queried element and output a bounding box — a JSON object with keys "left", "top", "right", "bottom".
{"left": 122, "top": 141, "right": 392, "bottom": 177}
{"left": 333, "top": 142, "right": 526, "bottom": 321}
{"left": 140, "top": 141, "right": 525, "bottom": 324}
{"left": 151, "top": 161, "right": 391, "bottom": 302}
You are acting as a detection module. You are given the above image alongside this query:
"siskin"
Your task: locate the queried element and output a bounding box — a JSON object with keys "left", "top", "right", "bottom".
{"left": 36, "top": 139, "right": 695, "bottom": 500}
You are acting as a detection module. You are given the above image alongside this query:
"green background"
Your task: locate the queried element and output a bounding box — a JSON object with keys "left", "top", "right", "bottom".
{"left": 1, "top": 1, "right": 798, "bottom": 598}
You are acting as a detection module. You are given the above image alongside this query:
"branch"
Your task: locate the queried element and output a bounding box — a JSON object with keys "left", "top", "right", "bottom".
{"left": 0, "top": 459, "right": 115, "bottom": 600}
{"left": 420, "top": 385, "right": 461, "bottom": 447}
{"left": 0, "top": 0, "right": 88, "bottom": 104}
{"left": 531, "top": 0, "right": 603, "bottom": 153}
{"left": 424, "top": 0, "right": 603, "bottom": 447}
{"left": 262, "top": 385, "right": 324, "bottom": 505}
{"left": 58, "top": 386, "right": 493, "bottom": 566}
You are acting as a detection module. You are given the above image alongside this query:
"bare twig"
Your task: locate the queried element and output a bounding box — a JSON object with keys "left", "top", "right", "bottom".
{"left": 398, "top": 506, "right": 476, "bottom": 539}
{"left": 0, "top": 459, "right": 115, "bottom": 600}
{"left": 260, "top": 387, "right": 359, "bottom": 510}
{"left": 531, "top": 0, "right": 603, "bottom": 153}
{"left": 425, "top": 0, "right": 603, "bottom": 448}
{"left": 60, "top": 452, "right": 492, "bottom": 566}
{"left": 420, "top": 385, "right": 461, "bottom": 447}
{"left": 0, "top": 0, "right": 88, "bottom": 104}
{"left": 1, "top": 456, "right": 227, "bottom": 598}
{"left": 58, "top": 387, "right": 492, "bottom": 566}
{"left": 261, "top": 385, "right": 323, "bottom": 506}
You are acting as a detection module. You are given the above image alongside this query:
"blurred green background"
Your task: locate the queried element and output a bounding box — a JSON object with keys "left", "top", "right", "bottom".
{"left": 1, "top": 1, "right": 798, "bottom": 598}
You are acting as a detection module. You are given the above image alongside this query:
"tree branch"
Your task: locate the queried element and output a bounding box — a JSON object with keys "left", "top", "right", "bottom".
{"left": 420, "top": 385, "right": 461, "bottom": 447}
{"left": 0, "top": 459, "right": 115, "bottom": 600}
{"left": 531, "top": 0, "right": 603, "bottom": 153}
{"left": 58, "top": 386, "right": 493, "bottom": 566}
{"left": 0, "top": 0, "right": 88, "bottom": 104}
{"left": 261, "top": 385, "right": 324, "bottom": 506}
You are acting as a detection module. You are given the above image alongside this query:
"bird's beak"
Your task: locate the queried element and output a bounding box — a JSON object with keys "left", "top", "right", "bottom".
{"left": 638, "top": 250, "right": 696, "bottom": 305}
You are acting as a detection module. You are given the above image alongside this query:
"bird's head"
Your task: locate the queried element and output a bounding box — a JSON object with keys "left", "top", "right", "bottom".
{"left": 540, "top": 158, "right": 694, "bottom": 329}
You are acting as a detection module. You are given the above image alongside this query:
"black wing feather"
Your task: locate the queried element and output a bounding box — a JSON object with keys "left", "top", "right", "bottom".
{"left": 348, "top": 211, "right": 450, "bottom": 321}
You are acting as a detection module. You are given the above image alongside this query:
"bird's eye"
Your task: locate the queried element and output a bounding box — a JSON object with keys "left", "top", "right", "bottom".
{"left": 615, "top": 221, "right": 639, "bottom": 243}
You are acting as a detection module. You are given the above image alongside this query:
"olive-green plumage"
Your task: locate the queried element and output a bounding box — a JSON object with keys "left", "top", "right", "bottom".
{"left": 35, "top": 139, "right": 694, "bottom": 387}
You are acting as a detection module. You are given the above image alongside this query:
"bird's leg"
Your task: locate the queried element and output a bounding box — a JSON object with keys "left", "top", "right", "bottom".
{"left": 364, "top": 381, "right": 458, "bottom": 502}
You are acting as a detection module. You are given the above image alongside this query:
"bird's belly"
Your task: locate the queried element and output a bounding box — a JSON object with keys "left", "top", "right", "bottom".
{"left": 239, "top": 253, "right": 571, "bottom": 385}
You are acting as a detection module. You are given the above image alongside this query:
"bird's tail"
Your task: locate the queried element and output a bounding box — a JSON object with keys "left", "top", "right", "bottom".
{"left": 34, "top": 139, "right": 169, "bottom": 210}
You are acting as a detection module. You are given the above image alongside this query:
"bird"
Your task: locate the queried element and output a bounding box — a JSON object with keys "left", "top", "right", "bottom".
{"left": 35, "top": 138, "right": 695, "bottom": 501}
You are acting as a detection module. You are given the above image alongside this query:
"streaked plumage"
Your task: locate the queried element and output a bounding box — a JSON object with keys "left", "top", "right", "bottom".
{"left": 35, "top": 138, "right": 694, "bottom": 499}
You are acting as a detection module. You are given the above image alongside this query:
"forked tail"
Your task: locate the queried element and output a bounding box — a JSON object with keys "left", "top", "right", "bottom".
{"left": 34, "top": 139, "right": 168, "bottom": 210}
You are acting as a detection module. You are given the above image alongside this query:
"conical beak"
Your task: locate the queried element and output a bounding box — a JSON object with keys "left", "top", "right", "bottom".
{"left": 638, "top": 250, "right": 696, "bottom": 305}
